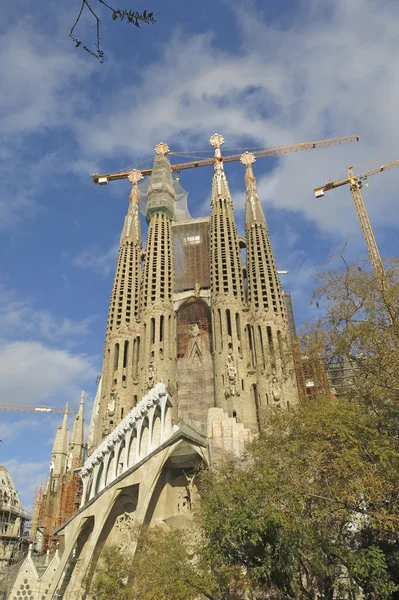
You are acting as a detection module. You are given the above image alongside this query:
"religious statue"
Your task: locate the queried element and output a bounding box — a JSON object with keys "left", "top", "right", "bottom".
{"left": 108, "top": 392, "right": 117, "bottom": 416}
{"left": 271, "top": 375, "right": 281, "bottom": 401}
{"left": 146, "top": 362, "right": 155, "bottom": 391}
{"left": 225, "top": 354, "right": 239, "bottom": 397}
{"left": 178, "top": 470, "right": 196, "bottom": 513}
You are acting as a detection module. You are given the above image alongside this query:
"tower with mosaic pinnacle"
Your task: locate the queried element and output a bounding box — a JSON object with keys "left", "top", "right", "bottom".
{"left": 139, "top": 143, "right": 177, "bottom": 419}
{"left": 241, "top": 151, "right": 299, "bottom": 410}
{"left": 209, "top": 134, "right": 258, "bottom": 431}
{"left": 89, "top": 170, "right": 144, "bottom": 452}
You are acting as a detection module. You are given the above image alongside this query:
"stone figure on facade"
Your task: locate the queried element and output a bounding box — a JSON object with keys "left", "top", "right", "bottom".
{"left": 271, "top": 375, "right": 281, "bottom": 402}
{"left": 178, "top": 470, "right": 196, "bottom": 513}
{"left": 225, "top": 354, "right": 239, "bottom": 397}
{"left": 146, "top": 362, "right": 156, "bottom": 390}
{"left": 108, "top": 392, "right": 117, "bottom": 417}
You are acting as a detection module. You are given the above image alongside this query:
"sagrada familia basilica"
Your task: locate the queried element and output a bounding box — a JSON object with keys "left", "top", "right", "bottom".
{"left": 1, "top": 134, "right": 300, "bottom": 599}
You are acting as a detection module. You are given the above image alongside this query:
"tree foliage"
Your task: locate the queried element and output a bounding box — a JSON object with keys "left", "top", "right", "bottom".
{"left": 91, "top": 526, "right": 249, "bottom": 600}
{"left": 303, "top": 256, "right": 399, "bottom": 428}
{"left": 70, "top": 1, "right": 156, "bottom": 62}
{"left": 201, "top": 396, "right": 399, "bottom": 599}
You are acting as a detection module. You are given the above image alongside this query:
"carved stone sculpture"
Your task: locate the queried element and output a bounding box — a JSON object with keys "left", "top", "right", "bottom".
{"left": 225, "top": 354, "right": 239, "bottom": 397}
{"left": 108, "top": 392, "right": 117, "bottom": 417}
{"left": 146, "top": 362, "right": 155, "bottom": 391}
{"left": 271, "top": 375, "right": 281, "bottom": 402}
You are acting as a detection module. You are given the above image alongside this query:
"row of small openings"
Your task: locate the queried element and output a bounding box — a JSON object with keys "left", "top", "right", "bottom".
{"left": 212, "top": 210, "right": 243, "bottom": 300}
{"left": 109, "top": 337, "right": 141, "bottom": 377}
{"left": 112, "top": 340, "right": 129, "bottom": 372}
{"left": 150, "top": 315, "right": 165, "bottom": 344}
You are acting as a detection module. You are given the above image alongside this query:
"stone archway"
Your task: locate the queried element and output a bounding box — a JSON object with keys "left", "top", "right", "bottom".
{"left": 143, "top": 439, "right": 205, "bottom": 529}
{"left": 84, "top": 484, "right": 139, "bottom": 594}
{"left": 56, "top": 516, "right": 94, "bottom": 599}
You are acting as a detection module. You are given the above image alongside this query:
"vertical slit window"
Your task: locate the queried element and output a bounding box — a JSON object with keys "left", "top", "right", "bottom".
{"left": 136, "top": 337, "right": 140, "bottom": 375}
{"left": 235, "top": 313, "right": 241, "bottom": 341}
{"left": 151, "top": 317, "right": 155, "bottom": 345}
{"left": 226, "top": 309, "right": 232, "bottom": 337}
{"left": 277, "top": 330, "right": 285, "bottom": 372}
{"left": 114, "top": 343, "right": 120, "bottom": 372}
{"left": 267, "top": 326, "right": 276, "bottom": 368}
{"left": 218, "top": 308, "right": 223, "bottom": 350}
{"left": 258, "top": 325, "right": 265, "bottom": 367}
{"left": 123, "top": 340, "right": 129, "bottom": 368}
{"left": 160, "top": 315, "right": 164, "bottom": 342}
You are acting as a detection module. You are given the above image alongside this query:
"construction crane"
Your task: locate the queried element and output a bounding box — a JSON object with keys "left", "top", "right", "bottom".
{"left": 0, "top": 403, "right": 76, "bottom": 414}
{"left": 314, "top": 158, "right": 399, "bottom": 279}
{"left": 91, "top": 134, "right": 359, "bottom": 185}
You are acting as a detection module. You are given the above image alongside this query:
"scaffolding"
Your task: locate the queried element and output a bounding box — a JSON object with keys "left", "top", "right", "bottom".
{"left": 176, "top": 299, "right": 214, "bottom": 433}
{"left": 0, "top": 501, "right": 31, "bottom": 568}
{"left": 172, "top": 218, "right": 211, "bottom": 293}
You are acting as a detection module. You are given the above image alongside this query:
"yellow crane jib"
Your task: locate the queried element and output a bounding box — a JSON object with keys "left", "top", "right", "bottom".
{"left": 92, "top": 134, "right": 360, "bottom": 186}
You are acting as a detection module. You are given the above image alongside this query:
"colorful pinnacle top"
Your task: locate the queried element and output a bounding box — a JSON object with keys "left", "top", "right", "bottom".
{"left": 128, "top": 169, "right": 144, "bottom": 184}
{"left": 240, "top": 151, "right": 256, "bottom": 166}
{"left": 155, "top": 142, "right": 170, "bottom": 156}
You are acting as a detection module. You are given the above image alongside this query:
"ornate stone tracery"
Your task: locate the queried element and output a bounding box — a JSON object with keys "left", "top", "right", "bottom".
{"left": 79, "top": 383, "right": 173, "bottom": 506}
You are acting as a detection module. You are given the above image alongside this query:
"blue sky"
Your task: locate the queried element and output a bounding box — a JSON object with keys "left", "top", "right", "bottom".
{"left": 1, "top": 0, "right": 399, "bottom": 508}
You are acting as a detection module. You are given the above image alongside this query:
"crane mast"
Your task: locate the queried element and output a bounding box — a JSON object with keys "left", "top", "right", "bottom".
{"left": 315, "top": 157, "right": 399, "bottom": 280}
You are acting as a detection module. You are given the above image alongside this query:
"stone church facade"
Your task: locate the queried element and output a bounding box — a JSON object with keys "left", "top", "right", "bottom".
{"left": 6, "top": 134, "right": 299, "bottom": 599}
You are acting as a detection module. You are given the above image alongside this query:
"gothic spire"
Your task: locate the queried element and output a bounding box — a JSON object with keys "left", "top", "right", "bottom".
{"left": 120, "top": 170, "right": 143, "bottom": 243}
{"left": 50, "top": 402, "right": 69, "bottom": 478}
{"left": 241, "top": 152, "right": 268, "bottom": 226}
{"left": 241, "top": 152, "right": 285, "bottom": 318}
{"left": 69, "top": 391, "right": 85, "bottom": 468}
{"left": 88, "top": 170, "right": 144, "bottom": 453}
{"left": 209, "top": 134, "right": 245, "bottom": 304}
{"left": 140, "top": 142, "right": 177, "bottom": 408}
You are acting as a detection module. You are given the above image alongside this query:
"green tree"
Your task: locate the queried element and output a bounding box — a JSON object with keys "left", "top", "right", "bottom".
{"left": 200, "top": 397, "right": 399, "bottom": 599}
{"left": 91, "top": 526, "right": 249, "bottom": 600}
{"left": 303, "top": 256, "right": 399, "bottom": 428}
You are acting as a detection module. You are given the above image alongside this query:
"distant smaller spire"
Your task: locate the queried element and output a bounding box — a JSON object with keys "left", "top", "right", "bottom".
{"left": 50, "top": 402, "right": 69, "bottom": 479}
{"left": 69, "top": 392, "right": 85, "bottom": 469}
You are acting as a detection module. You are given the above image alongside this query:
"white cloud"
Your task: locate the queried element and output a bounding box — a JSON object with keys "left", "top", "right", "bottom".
{"left": 0, "top": 418, "right": 35, "bottom": 444}
{"left": 71, "top": 242, "right": 119, "bottom": 276}
{"left": 74, "top": 0, "right": 399, "bottom": 246}
{"left": 0, "top": 16, "right": 92, "bottom": 139}
{"left": 0, "top": 341, "right": 96, "bottom": 404}
{"left": 0, "top": 287, "right": 94, "bottom": 343}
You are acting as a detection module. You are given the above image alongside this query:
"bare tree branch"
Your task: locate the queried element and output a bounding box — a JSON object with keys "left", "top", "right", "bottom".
{"left": 69, "top": 0, "right": 156, "bottom": 63}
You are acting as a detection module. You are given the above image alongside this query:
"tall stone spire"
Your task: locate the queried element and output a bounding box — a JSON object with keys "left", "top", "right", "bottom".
{"left": 68, "top": 391, "right": 85, "bottom": 469}
{"left": 241, "top": 152, "right": 298, "bottom": 411}
{"left": 241, "top": 152, "right": 286, "bottom": 318}
{"left": 209, "top": 135, "right": 257, "bottom": 430}
{"left": 50, "top": 403, "right": 69, "bottom": 488}
{"left": 89, "top": 171, "right": 143, "bottom": 453}
{"left": 139, "top": 143, "right": 177, "bottom": 411}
